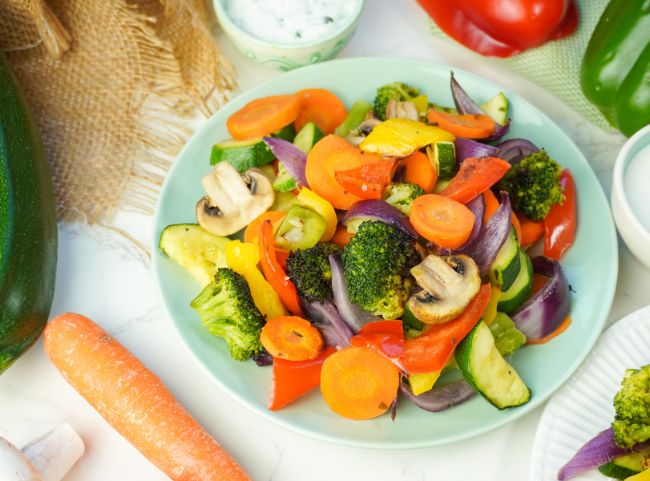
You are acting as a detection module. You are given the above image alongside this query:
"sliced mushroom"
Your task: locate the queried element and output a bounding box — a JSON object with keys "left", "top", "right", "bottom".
{"left": 196, "top": 162, "right": 275, "bottom": 236}
{"left": 407, "top": 254, "right": 481, "bottom": 325}
{"left": 385, "top": 99, "right": 419, "bottom": 121}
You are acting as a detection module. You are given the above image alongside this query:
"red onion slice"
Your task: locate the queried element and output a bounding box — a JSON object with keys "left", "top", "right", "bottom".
{"left": 496, "top": 138, "right": 540, "bottom": 164}
{"left": 400, "top": 379, "right": 476, "bottom": 413}
{"left": 512, "top": 256, "right": 570, "bottom": 340}
{"left": 303, "top": 300, "right": 353, "bottom": 348}
{"left": 558, "top": 428, "right": 650, "bottom": 481}
{"left": 456, "top": 192, "right": 512, "bottom": 276}
{"left": 329, "top": 252, "right": 378, "bottom": 333}
{"left": 341, "top": 200, "right": 418, "bottom": 238}
{"left": 263, "top": 136, "right": 308, "bottom": 187}
{"left": 455, "top": 138, "right": 499, "bottom": 163}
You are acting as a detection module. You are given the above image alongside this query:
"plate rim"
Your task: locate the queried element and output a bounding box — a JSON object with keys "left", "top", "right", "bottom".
{"left": 151, "top": 56, "right": 619, "bottom": 449}
{"left": 529, "top": 304, "right": 650, "bottom": 480}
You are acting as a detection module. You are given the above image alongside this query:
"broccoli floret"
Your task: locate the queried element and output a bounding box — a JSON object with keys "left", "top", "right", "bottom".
{"left": 384, "top": 182, "right": 425, "bottom": 215}
{"left": 612, "top": 366, "right": 650, "bottom": 448}
{"left": 342, "top": 221, "right": 420, "bottom": 319}
{"left": 191, "top": 267, "right": 264, "bottom": 361}
{"left": 286, "top": 243, "right": 340, "bottom": 303}
{"left": 497, "top": 150, "right": 564, "bottom": 221}
{"left": 374, "top": 82, "right": 420, "bottom": 121}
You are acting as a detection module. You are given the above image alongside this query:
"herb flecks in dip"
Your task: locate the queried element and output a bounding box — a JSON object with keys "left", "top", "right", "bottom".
{"left": 225, "top": 0, "right": 357, "bottom": 44}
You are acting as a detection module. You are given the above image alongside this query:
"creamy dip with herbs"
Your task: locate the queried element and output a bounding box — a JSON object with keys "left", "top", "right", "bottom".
{"left": 225, "top": 0, "right": 358, "bottom": 44}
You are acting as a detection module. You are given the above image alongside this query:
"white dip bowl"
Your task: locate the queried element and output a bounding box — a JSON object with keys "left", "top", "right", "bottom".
{"left": 213, "top": 0, "right": 365, "bottom": 71}
{"left": 611, "top": 124, "right": 650, "bottom": 269}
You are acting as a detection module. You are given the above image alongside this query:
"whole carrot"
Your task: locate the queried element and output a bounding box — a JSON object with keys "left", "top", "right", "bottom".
{"left": 43, "top": 313, "right": 251, "bottom": 481}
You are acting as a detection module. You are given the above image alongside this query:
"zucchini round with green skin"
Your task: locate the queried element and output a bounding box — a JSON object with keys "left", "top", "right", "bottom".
{"left": 0, "top": 53, "right": 57, "bottom": 374}
{"left": 427, "top": 141, "right": 456, "bottom": 180}
{"left": 456, "top": 321, "right": 531, "bottom": 409}
{"left": 497, "top": 250, "right": 533, "bottom": 314}
{"left": 210, "top": 138, "right": 275, "bottom": 171}
{"left": 293, "top": 122, "right": 324, "bottom": 153}
{"left": 489, "top": 227, "right": 520, "bottom": 291}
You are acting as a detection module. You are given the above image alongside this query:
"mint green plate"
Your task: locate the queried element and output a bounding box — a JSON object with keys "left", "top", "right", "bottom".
{"left": 152, "top": 57, "right": 618, "bottom": 449}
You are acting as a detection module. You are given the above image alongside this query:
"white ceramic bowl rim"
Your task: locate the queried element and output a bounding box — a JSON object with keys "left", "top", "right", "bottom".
{"left": 214, "top": 0, "right": 365, "bottom": 50}
{"left": 613, "top": 124, "right": 650, "bottom": 243}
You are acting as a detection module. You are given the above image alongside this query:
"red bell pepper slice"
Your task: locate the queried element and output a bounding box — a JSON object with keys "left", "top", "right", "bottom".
{"left": 401, "top": 284, "right": 492, "bottom": 374}
{"left": 334, "top": 160, "right": 396, "bottom": 200}
{"left": 269, "top": 346, "right": 336, "bottom": 411}
{"left": 416, "top": 0, "right": 578, "bottom": 58}
{"left": 544, "top": 169, "right": 576, "bottom": 260}
{"left": 258, "top": 220, "right": 303, "bottom": 316}
{"left": 439, "top": 157, "right": 511, "bottom": 204}
{"left": 350, "top": 320, "right": 404, "bottom": 359}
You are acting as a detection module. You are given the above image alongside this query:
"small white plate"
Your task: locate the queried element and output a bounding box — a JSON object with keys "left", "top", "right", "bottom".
{"left": 530, "top": 305, "right": 650, "bottom": 481}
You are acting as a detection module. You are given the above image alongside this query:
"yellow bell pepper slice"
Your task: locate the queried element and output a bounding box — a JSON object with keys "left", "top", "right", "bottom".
{"left": 408, "top": 370, "right": 442, "bottom": 396}
{"left": 225, "top": 240, "right": 286, "bottom": 320}
{"left": 359, "top": 118, "right": 455, "bottom": 157}
{"left": 296, "top": 187, "right": 337, "bottom": 241}
{"left": 482, "top": 284, "right": 501, "bottom": 326}
{"left": 411, "top": 95, "right": 429, "bottom": 118}
{"left": 626, "top": 469, "right": 650, "bottom": 481}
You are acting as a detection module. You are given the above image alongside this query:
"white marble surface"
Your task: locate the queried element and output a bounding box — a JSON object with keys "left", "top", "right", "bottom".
{"left": 2, "top": 1, "right": 649, "bottom": 480}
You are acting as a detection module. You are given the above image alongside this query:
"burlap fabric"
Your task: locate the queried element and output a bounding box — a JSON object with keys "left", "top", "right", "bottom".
{"left": 0, "top": 0, "right": 236, "bottom": 223}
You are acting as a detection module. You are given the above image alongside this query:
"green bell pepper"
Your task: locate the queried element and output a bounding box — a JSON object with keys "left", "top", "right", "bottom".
{"left": 581, "top": 0, "right": 650, "bottom": 137}
{"left": 273, "top": 205, "right": 326, "bottom": 250}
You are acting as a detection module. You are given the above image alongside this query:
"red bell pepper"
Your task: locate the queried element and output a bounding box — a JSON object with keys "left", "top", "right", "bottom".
{"left": 417, "top": 0, "right": 578, "bottom": 58}
{"left": 269, "top": 347, "right": 335, "bottom": 411}
{"left": 440, "top": 157, "right": 511, "bottom": 204}
{"left": 334, "top": 160, "right": 396, "bottom": 200}
{"left": 401, "top": 284, "right": 492, "bottom": 374}
{"left": 258, "top": 220, "right": 303, "bottom": 316}
{"left": 350, "top": 320, "right": 404, "bottom": 359}
{"left": 544, "top": 169, "right": 576, "bottom": 260}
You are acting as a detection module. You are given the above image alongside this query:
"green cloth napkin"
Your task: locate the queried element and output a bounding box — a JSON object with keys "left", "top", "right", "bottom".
{"left": 429, "top": 0, "right": 612, "bottom": 131}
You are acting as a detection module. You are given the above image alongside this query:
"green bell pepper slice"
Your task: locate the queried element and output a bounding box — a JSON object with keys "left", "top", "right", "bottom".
{"left": 273, "top": 205, "right": 326, "bottom": 250}
{"left": 581, "top": 0, "right": 650, "bottom": 137}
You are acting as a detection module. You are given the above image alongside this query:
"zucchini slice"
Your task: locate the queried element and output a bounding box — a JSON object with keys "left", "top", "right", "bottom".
{"left": 427, "top": 141, "right": 456, "bottom": 180}
{"left": 456, "top": 321, "right": 531, "bottom": 409}
{"left": 159, "top": 224, "right": 229, "bottom": 286}
{"left": 293, "top": 122, "right": 324, "bottom": 153}
{"left": 497, "top": 251, "right": 533, "bottom": 314}
{"left": 210, "top": 138, "right": 275, "bottom": 171}
{"left": 480, "top": 92, "right": 508, "bottom": 126}
{"left": 489, "top": 227, "right": 520, "bottom": 291}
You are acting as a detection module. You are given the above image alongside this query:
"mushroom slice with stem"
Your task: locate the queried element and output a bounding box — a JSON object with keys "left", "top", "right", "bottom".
{"left": 407, "top": 254, "right": 481, "bottom": 325}
{"left": 196, "top": 162, "right": 275, "bottom": 237}
{"left": 385, "top": 99, "right": 419, "bottom": 121}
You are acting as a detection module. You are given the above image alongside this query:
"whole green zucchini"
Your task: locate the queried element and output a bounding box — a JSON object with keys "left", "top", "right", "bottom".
{"left": 0, "top": 52, "right": 57, "bottom": 373}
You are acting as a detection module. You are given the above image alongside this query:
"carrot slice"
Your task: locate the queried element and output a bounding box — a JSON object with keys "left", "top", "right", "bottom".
{"left": 320, "top": 346, "right": 399, "bottom": 420}
{"left": 410, "top": 194, "right": 476, "bottom": 249}
{"left": 44, "top": 313, "right": 251, "bottom": 481}
{"left": 483, "top": 189, "right": 500, "bottom": 224}
{"left": 244, "top": 211, "right": 285, "bottom": 243}
{"left": 294, "top": 88, "right": 348, "bottom": 134}
{"left": 331, "top": 225, "right": 355, "bottom": 246}
{"left": 440, "top": 157, "right": 511, "bottom": 204}
{"left": 269, "top": 347, "right": 335, "bottom": 411}
{"left": 334, "top": 159, "right": 396, "bottom": 200}
{"left": 227, "top": 94, "right": 300, "bottom": 140}
{"left": 426, "top": 109, "right": 496, "bottom": 139}
{"left": 260, "top": 316, "right": 324, "bottom": 361}
{"left": 306, "top": 135, "right": 383, "bottom": 210}
{"left": 519, "top": 215, "right": 544, "bottom": 249}
{"left": 402, "top": 150, "right": 437, "bottom": 193}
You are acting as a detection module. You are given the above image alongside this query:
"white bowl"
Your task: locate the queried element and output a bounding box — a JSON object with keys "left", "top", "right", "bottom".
{"left": 213, "top": 0, "right": 364, "bottom": 71}
{"left": 611, "top": 124, "right": 650, "bottom": 269}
